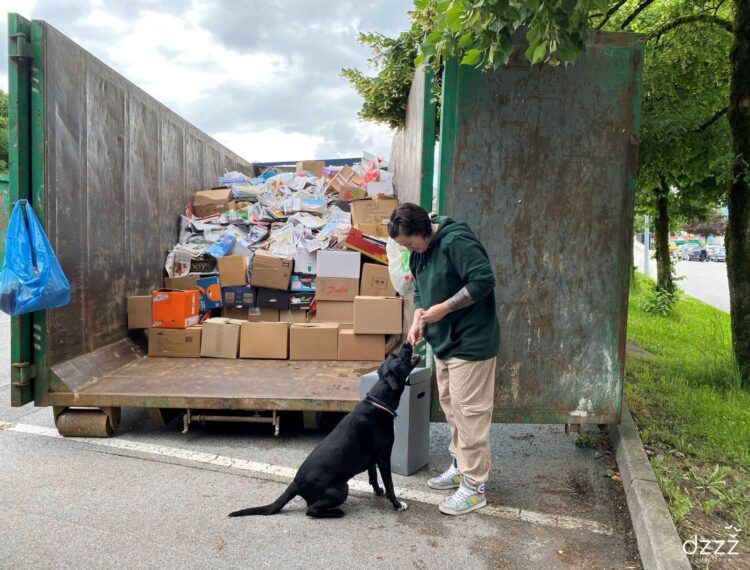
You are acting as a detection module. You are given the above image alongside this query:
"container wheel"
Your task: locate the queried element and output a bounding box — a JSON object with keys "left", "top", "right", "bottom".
{"left": 54, "top": 406, "right": 121, "bottom": 437}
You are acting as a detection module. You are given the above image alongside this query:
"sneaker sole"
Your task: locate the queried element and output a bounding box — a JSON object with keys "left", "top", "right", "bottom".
{"left": 438, "top": 500, "right": 487, "bottom": 516}
{"left": 426, "top": 480, "right": 460, "bottom": 490}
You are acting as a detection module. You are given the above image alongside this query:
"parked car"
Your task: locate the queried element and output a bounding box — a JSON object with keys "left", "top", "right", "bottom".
{"left": 682, "top": 245, "right": 703, "bottom": 261}
{"left": 709, "top": 246, "right": 726, "bottom": 262}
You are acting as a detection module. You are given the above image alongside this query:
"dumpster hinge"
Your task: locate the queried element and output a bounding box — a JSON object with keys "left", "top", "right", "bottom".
{"left": 11, "top": 362, "right": 37, "bottom": 389}
{"left": 9, "top": 32, "right": 32, "bottom": 62}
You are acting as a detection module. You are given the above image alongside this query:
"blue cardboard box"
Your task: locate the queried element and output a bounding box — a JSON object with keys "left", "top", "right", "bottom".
{"left": 221, "top": 286, "right": 257, "bottom": 308}
{"left": 197, "top": 276, "right": 222, "bottom": 311}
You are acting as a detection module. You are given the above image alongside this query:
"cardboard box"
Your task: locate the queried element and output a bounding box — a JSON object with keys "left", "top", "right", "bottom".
{"left": 257, "top": 288, "right": 290, "bottom": 310}
{"left": 288, "top": 291, "right": 314, "bottom": 310}
{"left": 200, "top": 318, "right": 241, "bottom": 359}
{"left": 357, "top": 223, "right": 389, "bottom": 239}
{"left": 290, "top": 274, "right": 316, "bottom": 292}
{"left": 337, "top": 329, "right": 385, "bottom": 361}
{"left": 316, "top": 277, "right": 359, "bottom": 301}
{"left": 239, "top": 321, "right": 290, "bottom": 359}
{"left": 290, "top": 323, "right": 339, "bottom": 360}
{"left": 196, "top": 276, "right": 222, "bottom": 311}
{"left": 248, "top": 308, "right": 280, "bottom": 322}
{"left": 351, "top": 195, "right": 398, "bottom": 227}
{"left": 296, "top": 160, "right": 325, "bottom": 177}
{"left": 127, "top": 296, "right": 152, "bottom": 330}
{"left": 222, "top": 286, "right": 257, "bottom": 308}
{"left": 344, "top": 227, "right": 388, "bottom": 265}
{"left": 193, "top": 188, "right": 235, "bottom": 217}
{"left": 152, "top": 290, "right": 200, "bottom": 329}
{"left": 221, "top": 307, "right": 250, "bottom": 320}
{"left": 360, "top": 263, "right": 396, "bottom": 297}
{"left": 315, "top": 301, "right": 354, "bottom": 323}
{"left": 328, "top": 165, "right": 365, "bottom": 201}
{"left": 217, "top": 256, "right": 248, "bottom": 287}
{"left": 250, "top": 250, "right": 293, "bottom": 290}
{"left": 294, "top": 247, "right": 317, "bottom": 275}
{"left": 164, "top": 274, "right": 201, "bottom": 290}
{"left": 280, "top": 310, "right": 308, "bottom": 323}
{"left": 317, "top": 250, "right": 361, "bottom": 279}
{"left": 148, "top": 327, "right": 202, "bottom": 357}
{"left": 354, "top": 296, "right": 403, "bottom": 334}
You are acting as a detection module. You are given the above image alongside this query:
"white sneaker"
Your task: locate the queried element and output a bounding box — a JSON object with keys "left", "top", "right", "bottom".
{"left": 439, "top": 478, "right": 487, "bottom": 516}
{"left": 427, "top": 458, "right": 462, "bottom": 490}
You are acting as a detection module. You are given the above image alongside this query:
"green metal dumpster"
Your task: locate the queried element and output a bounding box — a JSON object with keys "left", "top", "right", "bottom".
{"left": 392, "top": 33, "right": 644, "bottom": 425}
{"left": 5, "top": 13, "right": 381, "bottom": 436}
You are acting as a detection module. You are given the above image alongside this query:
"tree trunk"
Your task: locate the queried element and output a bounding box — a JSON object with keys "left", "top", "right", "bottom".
{"left": 654, "top": 182, "right": 674, "bottom": 294}
{"left": 727, "top": 1, "right": 750, "bottom": 388}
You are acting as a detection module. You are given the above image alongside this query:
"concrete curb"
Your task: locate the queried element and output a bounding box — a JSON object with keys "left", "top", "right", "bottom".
{"left": 611, "top": 401, "right": 691, "bottom": 570}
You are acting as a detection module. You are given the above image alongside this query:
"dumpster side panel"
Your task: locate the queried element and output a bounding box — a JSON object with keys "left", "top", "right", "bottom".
{"left": 40, "top": 22, "right": 253, "bottom": 373}
{"left": 439, "top": 33, "right": 644, "bottom": 423}
{"left": 390, "top": 66, "right": 434, "bottom": 210}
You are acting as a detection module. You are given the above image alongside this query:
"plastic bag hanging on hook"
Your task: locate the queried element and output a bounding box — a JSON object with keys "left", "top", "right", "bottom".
{"left": 0, "top": 200, "right": 71, "bottom": 316}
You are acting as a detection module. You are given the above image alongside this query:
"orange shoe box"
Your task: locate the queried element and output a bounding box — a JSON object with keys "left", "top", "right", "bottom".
{"left": 151, "top": 289, "right": 200, "bottom": 329}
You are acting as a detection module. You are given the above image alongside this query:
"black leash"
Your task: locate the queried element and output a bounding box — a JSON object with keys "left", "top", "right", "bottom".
{"left": 364, "top": 395, "right": 398, "bottom": 418}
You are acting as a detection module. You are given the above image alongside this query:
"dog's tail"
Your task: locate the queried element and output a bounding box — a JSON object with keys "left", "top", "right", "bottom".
{"left": 228, "top": 485, "right": 297, "bottom": 517}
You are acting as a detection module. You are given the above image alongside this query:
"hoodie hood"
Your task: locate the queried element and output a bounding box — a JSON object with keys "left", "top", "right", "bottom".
{"left": 427, "top": 216, "right": 474, "bottom": 251}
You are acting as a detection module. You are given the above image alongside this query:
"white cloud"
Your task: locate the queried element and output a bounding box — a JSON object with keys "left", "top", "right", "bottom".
{"left": 214, "top": 128, "right": 325, "bottom": 163}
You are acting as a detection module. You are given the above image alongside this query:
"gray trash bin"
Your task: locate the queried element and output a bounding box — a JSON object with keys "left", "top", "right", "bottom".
{"left": 359, "top": 367, "right": 432, "bottom": 476}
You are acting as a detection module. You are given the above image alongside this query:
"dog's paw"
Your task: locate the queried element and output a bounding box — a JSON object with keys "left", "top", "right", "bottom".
{"left": 374, "top": 486, "right": 385, "bottom": 497}
{"left": 396, "top": 500, "right": 408, "bottom": 511}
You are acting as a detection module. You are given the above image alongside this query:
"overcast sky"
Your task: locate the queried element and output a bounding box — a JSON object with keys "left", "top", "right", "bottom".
{"left": 1, "top": 0, "right": 413, "bottom": 162}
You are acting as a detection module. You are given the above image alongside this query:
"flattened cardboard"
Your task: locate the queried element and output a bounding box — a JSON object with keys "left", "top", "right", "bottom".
{"left": 316, "top": 277, "right": 359, "bottom": 301}
{"left": 148, "top": 327, "right": 202, "bottom": 357}
{"left": 289, "top": 323, "right": 339, "bottom": 360}
{"left": 200, "top": 317, "right": 241, "bottom": 359}
{"left": 296, "top": 160, "right": 325, "bottom": 177}
{"left": 316, "top": 250, "right": 361, "bottom": 278}
{"left": 127, "top": 296, "right": 152, "bottom": 330}
{"left": 353, "top": 296, "right": 403, "bottom": 334}
{"left": 359, "top": 263, "right": 396, "bottom": 297}
{"left": 337, "top": 329, "right": 385, "bottom": 361}
{"left": 239, "top": 321, "right": 290, "bottom": 359}
{"left": 217, "top": 255, "right": 248, "bottom": 287}
{"left": 250, "top": 250, "right": 293, "bottom": 290}
{"left": 315, "top": 300, "right": 354, "bottom": 323}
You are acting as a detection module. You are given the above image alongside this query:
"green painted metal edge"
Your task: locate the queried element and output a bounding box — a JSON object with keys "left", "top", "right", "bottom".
{"left": 0, "top": 173, "right": 8, "bottom": 267}
{"left": 7, "top": 13, "right": 35, "bottom": 407}
{"left": 30, "top": 20, "right": 48, "bottom": 404}
{"left": 436, "top": 57, "right": 458, "bottom": 216}
{"left": 419, "top": 67, "right": 436, "bottom": 211}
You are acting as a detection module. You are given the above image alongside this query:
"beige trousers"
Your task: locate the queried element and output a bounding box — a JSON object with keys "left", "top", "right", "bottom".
{"left": 434, "top": 356, "right": 496, "bottom": 485}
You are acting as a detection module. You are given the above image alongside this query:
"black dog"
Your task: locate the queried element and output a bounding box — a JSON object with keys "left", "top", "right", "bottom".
{"left": 228, "top": 342, "right": 419, "bottom": 518}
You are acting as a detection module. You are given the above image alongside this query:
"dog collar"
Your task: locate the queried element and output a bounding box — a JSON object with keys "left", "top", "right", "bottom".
{"left": 365, "top": 395, "right": 397, "bottom": 418}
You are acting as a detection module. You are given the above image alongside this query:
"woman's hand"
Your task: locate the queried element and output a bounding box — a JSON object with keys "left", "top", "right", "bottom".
{"left": 421, "top": 302, "right": 450, "bottom": 324}
{"left": 408, "top": 309, "right": 425, "bottom": 345}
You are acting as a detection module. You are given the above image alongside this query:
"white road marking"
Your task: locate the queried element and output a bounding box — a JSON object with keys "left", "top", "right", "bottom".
{"left": 1, "top": 420, "right": 614, "bottom": 535}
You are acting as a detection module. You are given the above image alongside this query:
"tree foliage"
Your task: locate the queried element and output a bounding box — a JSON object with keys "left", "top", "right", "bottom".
{"left": 683, "top": 209, "right": 728, "bottom": 237}
{"left": 340, "top": 31, "right": 421, "bottom": 130}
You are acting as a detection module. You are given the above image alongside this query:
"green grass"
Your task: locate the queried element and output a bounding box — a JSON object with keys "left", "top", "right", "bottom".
{"left": 626, "top": 272, "right": 750, "bottom": 540}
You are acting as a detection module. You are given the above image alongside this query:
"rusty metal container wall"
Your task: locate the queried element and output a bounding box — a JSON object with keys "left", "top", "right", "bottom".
{"left": 39, "top": 21, "right": 253, "bottom": 372}
{"left": 438, "top": 33, "right": 644, "bottom": 424}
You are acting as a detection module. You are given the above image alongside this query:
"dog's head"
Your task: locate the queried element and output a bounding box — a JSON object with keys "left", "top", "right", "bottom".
{"left": 377, "top": 342, "right": 420, "bottom": 392}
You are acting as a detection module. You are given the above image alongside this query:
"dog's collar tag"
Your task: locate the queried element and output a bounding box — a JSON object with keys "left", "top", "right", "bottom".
{"left": 365, "top": 395, "right": 397, "bottom": 418}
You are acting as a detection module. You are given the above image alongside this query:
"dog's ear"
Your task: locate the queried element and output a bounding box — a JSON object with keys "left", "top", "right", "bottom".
{"left": 384, "top": 371, "right": 400, "bottom": 391}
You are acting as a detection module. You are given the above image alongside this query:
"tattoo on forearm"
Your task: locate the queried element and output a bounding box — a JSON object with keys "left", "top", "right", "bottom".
{"left": 446, "top": 287, "right": 474, "bottom": 311}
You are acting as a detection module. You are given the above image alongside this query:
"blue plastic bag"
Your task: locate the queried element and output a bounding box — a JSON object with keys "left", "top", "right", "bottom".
{"left": 0, "top": 200, "right": 71, "bottom": 316}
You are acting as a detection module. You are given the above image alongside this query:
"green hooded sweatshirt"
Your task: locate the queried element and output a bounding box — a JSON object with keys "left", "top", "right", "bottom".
{"left": 409, "top": 216, "right": 500, "bottom": 361}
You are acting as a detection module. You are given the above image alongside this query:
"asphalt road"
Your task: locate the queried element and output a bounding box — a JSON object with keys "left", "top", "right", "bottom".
{"left": 673, "top": 259, "right": 730, "bottom": 313}
{"left": 0, "top": 317, "right": 640, "bottom": 569}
